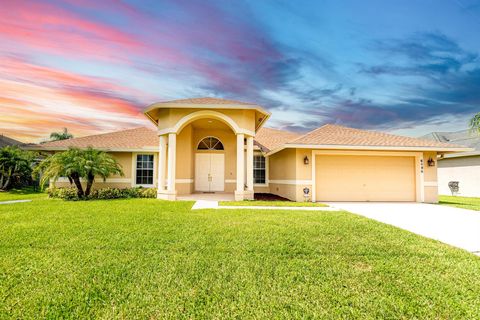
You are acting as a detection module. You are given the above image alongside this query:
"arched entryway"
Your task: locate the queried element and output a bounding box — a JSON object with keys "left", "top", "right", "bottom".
{"left": 156, "top": 110, "right": 255, "bottom": 201}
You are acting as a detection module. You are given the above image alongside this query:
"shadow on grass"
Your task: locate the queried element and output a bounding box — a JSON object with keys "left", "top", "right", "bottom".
{"left": 1, "top": 186, "right": 42, "bottom": 195}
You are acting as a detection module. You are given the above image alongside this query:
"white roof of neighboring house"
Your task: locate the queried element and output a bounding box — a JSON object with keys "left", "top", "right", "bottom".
{"left": 421, "top": 129, "right": 480, "bottom": 158}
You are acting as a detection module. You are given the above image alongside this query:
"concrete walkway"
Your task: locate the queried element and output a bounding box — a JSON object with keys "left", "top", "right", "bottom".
{"left": 0, "top": 199, "right": 32, "bottom": 205}
{"left": 191, "top": 200, "right": 339, "bottom": 211}
{"left": 327, "top": 202, "right": 480, "bottom": 254}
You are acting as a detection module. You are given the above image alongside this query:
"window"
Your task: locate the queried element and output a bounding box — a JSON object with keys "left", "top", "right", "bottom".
{"left": 253, "top": 155, "right": 266, "bottom": 184}
{"left": 197, "top": 137, "right": 224, "bottom": 150}
{"left": 136, "top": 154, "right": 154, "bottom": 185}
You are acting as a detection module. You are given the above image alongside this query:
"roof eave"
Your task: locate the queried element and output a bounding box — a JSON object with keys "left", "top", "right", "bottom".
{"left": 265, "top": 144, "right": 473, "bottom": 156}
{"left": 24, "top": 145, "right": 159, "bottom": 152}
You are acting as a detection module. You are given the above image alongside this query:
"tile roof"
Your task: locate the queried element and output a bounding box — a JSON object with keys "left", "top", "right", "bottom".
{"left": 33, "top": 126, "right": 299, "bottom": 152}
{"left": 37, "top": 127, "right": 159, "bottom": 150}
{"left": 288, "top": 124, "right": 463, "bottom": 149}
{"left": 254, "top": 127, "right": 301, "bottom": 152}
{"left": 160, "top": 97, "right": 252, "bottom": 105}
{"left": 0, "top": 134, "right": 24, "bottom": 148}
{"left": 31, "top": 124, "right": 466, "bottom": 153}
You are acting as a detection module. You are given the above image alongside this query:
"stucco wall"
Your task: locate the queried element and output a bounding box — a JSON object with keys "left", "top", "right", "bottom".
{"left": 423, "top": 152, "right": 438, "bottom": 203}
{"left": 268, "top": 149, "right": 298, "bottom": 201}
{"left": 157, "top": 108, "right": 256, "bottom": 133}
{"left": 437, "top": 155, "right": 480, "bottom": 197}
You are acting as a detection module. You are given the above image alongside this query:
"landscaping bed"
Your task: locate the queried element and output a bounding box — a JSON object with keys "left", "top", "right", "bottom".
{"left": 220, "top": 193, "right": 327, "bottom": 207}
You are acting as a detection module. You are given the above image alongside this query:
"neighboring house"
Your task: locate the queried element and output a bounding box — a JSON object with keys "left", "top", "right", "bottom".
{"left": 28, "top": 97, "right": 469, "bottom": 203}
{"left": 422, "top": 129, "right": 480, "bottom": 197}
{"left": 0, "top": 134, "right": 24, "bottom": 148}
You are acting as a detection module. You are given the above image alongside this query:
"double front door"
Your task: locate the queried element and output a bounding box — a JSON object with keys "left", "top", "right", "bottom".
{"left": 195, "top": 153, "right": 225, "bottom": 192}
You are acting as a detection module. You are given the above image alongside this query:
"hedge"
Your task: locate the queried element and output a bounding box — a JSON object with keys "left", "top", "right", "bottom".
{"left": 47, "top": 187, "right": 157, "bottom": 200}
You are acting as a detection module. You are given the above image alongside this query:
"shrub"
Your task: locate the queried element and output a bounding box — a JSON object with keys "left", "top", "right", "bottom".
{"left": 138, "top": 187, "right": 157, "bottom": 198}
{"left": 47, "top": 186, "right": 157, "bottom": 200}
{"left": 47, "top": 187, "right": 80, "bottom": 201}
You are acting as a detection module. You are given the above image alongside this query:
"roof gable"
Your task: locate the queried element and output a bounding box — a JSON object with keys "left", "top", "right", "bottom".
{"left": 254, "top": 127, "right": 301, "bottom": 152}
{"left": 160, "top": 97, "right": 252, "bottom": 105}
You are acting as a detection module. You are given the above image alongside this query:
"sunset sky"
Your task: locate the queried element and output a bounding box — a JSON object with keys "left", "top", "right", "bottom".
{"left": 1, "top": 0, "right": 480, "bottom": 142}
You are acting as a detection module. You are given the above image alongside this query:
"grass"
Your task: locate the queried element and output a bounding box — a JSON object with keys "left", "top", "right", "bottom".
{"left": 0, "top": 186, "right": 46, "bottom": 201}
{"left": 439, "top": 195, "right": 480, "bottom": 211}
{"left": 220, "top": 200, "right": 328, "bottom": 207}
{"left": 1, "top": 192, "right": 480, "bottom": 318}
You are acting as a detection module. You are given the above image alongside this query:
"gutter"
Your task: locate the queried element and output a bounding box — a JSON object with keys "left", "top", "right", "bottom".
{"left": 266, "top": 144, "right": 473, "bottom": 157}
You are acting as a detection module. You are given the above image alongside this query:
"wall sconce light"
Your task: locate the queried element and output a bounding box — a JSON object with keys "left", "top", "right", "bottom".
{"left": 304, "top": 156, "right": 309, "bottom": 165}
{"left": 427, "top": 158, "right": 436, "bottom": 167}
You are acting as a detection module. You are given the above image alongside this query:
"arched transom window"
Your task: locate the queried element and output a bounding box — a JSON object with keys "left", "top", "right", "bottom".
{"left": 197, "top": 137, "right": 224, "bottom": 150}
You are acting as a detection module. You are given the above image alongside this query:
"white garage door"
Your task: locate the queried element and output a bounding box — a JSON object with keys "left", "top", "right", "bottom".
{"left": 315, "top": 155, "right": 416, "bottom": 202}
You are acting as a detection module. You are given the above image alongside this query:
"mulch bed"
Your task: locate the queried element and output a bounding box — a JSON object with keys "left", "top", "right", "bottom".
{"left": 253, "top": 193, "right": 292, "bottom": 201}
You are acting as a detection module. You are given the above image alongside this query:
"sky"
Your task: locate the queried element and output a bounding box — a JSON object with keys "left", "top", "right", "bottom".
{"left": 1, "top": 0, "right": 480, "bottom": 142}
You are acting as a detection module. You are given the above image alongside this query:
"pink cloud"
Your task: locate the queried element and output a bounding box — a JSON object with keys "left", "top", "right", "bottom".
{"left": 0, "top": 59, "right": 152, "bottom": 142}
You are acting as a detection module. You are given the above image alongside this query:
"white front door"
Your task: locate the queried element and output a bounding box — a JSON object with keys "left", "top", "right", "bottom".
{"left": 195, "top": 153, "right": 225, "bottom": 192}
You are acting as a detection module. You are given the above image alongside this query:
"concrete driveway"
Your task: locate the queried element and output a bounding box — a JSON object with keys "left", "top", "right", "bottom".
{"left": 326, "top": 202, "right": 480, "bottom": 254}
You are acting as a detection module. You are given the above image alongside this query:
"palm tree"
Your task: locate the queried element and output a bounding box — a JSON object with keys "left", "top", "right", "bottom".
{"left": 0, "top": 146, "right": 35, "bottom": 190}
{"left": 34, "top": 148, "right": 85, "bottom": 196}
{"left": 49, "top": 128, "right": 73, "bottom": 141}
{"left": 34, "top": 147, "right": 123, "bottom": 197}
{"left": 78, "top": 148, "right": 124, "bottom": 196}
{"left": 470, "top": 113, "right": 480, "bottom": 134}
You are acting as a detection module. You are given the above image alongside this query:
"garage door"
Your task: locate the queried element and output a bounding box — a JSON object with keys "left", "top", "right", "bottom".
{"left": 315, "top": 155, "right": 416, "bottom": 202}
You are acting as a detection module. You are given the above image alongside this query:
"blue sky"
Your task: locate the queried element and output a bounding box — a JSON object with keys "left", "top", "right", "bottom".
{"left": 1, "top": 0, "right": 479, "bottom": 141}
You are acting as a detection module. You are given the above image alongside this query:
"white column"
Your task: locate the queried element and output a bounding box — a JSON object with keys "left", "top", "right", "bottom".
{"left": 236, "top": 133, "right": 245, "bottom": 197}
{"left": 246, "top": 136, "right": 254, "bottom": 191}
{"left": 167, "top": 133, "right": 176, "bottom": 193}
{"left": 157, "top": 135, "right": 167, "bottom": 192}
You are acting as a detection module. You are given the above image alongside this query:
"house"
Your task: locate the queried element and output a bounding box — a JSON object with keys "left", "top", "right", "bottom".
{"left": 0, "top": 134, "right": 24, "bottom": 148}
{"left": 422, "top": 129, "right": 480, "bottom": 196}
{"left": 31, "top": 97, "right": 469, "bottom": 203}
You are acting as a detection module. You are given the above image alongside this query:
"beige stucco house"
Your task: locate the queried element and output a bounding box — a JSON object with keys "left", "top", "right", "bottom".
{"left": 35, "top": 97, "right": 469, "bottom": 203}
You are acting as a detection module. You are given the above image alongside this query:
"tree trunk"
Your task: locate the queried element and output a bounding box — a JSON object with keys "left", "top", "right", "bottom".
{"left": 0, "top": 168, "right": 13, "bottom": 190}
{"left": 85, "top": 172, "right": 95, "bottom": 196}
{"left": 70, "top": 172, "right": 84, "bottom": 197}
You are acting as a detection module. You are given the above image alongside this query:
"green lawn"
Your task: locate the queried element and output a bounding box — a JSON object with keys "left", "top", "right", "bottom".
{"left": 439, "top": 195, "right": 480, "bottom": 211}
{"left": 220, "top": 200, "right": 328, "bottom": 207}
{"left": 1, "top": 195, "right": 480, "bottom": 318}
{"left": 0, "top": 187, "right": 46, "bottom": 201}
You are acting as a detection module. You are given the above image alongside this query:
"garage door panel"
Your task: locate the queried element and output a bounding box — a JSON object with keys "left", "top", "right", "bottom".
{"left": 315, "top": 155, "right": 416, "bottom": 202}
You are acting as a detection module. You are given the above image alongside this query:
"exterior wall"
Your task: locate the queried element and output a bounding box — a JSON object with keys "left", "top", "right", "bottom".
{"left": 175, "top": 124, "right": 194, "bottom": 194}
{"left": 268, "top": 148, "right": 297, "bottom": 200}
{"left": 423, "top": 152, "right": 438, "bottom": 203}
{"left": 157, "top": 108, "right": 256, "bottom": 134}
{"left": 437, "top": 155, "right": 480, "bottom": 197}
{"left": 294, "top": 149, "right": 313, "bottom": 202}
{"left": 253, "top": 185, "right": 270, "bottom": 193}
